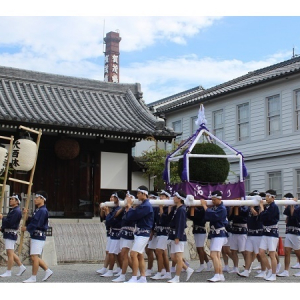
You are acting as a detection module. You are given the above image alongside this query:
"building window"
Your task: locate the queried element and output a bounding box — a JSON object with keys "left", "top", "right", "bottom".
{"left": 213, "top": 109, "right": 224, "bottom": 141}
{"left": 267, "top": 94, "right": 281, "bottom": 135}
{"left": 296, "top": 90, "right": 300, "bottom": 131}
{"left": 172, "top": 120, "right": 182, "bottom": 144}
{"left": 297, "top": 169, "right": 300, "bottom": 199}
{"left": 237, "top": 103, "right": 249, "bottom": 141}
{"left": 191, "top": 116, "right": 198, "bottom": 135}
{"left": 268, "top": 171, "right": 283, "bottom": 218}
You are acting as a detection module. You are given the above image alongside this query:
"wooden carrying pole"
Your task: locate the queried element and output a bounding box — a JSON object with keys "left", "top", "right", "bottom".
{"left": 0, "top": 135, "right": 14, "bottom": 214}
{"left": 8, "top": 126, "right": 42, "bottom": 256}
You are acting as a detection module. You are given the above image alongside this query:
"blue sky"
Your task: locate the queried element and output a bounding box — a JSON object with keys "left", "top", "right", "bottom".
{"left": 1, "top": 1, "right": 300, "bottom": 105}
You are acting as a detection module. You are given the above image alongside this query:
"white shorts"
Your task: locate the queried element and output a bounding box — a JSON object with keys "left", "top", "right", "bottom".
{"left": 210, "top": 237, "right": 228, "bottom": 252}
{"left": 106, "top": 237, "right": 111, "bottom": 252}
{"left": 194, "top": 233, "right": 206, "bottom": 248}
{"left": 147, "top": 236, "right": 158, "bottom": 250}
{"left": 30, "top": 239, "right": 45, "bottom": 255}
{"left": 155, "top": 236, "right": 168, "bottom": 250}
{"left": 284, "top": 234, "right": 300, "bottom": 250}
{"left": 223, "top": 232, "right": 232, "bottom": 247}
{"left": 120, "top": 238, "right": 134, "bottom": 250}
{"left": 170, "top": 240, "right": 186, "bottom": 254}
{"left": 132, "top": 236, "right": 150, "bottom": 254}
{"left": 230, "top": 234, "right": 247, "bottom": 252}
{"left": 245, "top": 236, "right": 261, "bottom": 254}
{"left": 4, "top": 239, "right": 16, "bottom": 250}
{"left": 108, "top": 239, "right": 121, "bottom": 254}
{"left": 259, "top": 236, "right": 279, "bottom": 252}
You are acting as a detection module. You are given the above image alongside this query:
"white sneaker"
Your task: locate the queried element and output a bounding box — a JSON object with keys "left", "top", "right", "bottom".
{"left": 124, "top": 277, "right": 138, "bottom": 283}
{"left": 137, "top": 276, "right": 147, "bottom": 283}
{"left": 252, "top": 264, "right": 261, "bottom": 270}
{"left": 113, "top": 267, "right": 121, "bottom": 274}
{"left": 266, "top": 269, "right": 272, "bottom": 279}
{"left": 276, "top": 263, "right": 281, "bottom": 274}
{"left": 228, "top": 267, "right": 239, "bottom": 273}
{"left": 207, "top": 274, "right": 221, "bottom": 282}
{"left": 161, "top": 272, "right": 172, "bottom": 279}
{"left": 277, "top": 270, "right": 289, "bottom": 277}
{"left": 222, "top": 265, "right": 231, "bottom": 273}
{"left": 96, "top": 267, "right": 107, "bottom": 274}
{"left": 255, "top": 271, "right": 267, "bottom": 278}
{"left": 206, "top": 261, "right": 213, "bottom": 271}
{"left": 42, "top": 269, "right": 53, "bottom": 282}
{"left": 100, "top": 270, "right": 114, "bottom": 277}
{"left": 112, "top": 275, "right": 126, "bottom": 282}
{"left": 0, "top": 271, "right": 11, "bottom": 277}
{"left": 168, "top": 276, "right": 180, "bottom": 283}
{"left": 237, "top": 270, "right": 249, "bottom": 277}
{"left": 219, "top": 274, "right": 225, "bottom": 281}
{"left": 145, "top": 269, "right": 153, "bottom": 277}
{"left": 291, "top": 262, "right": 300, "bottom": 269}
{"left": 186, "top": 267, "right": 194, "bottom": 281}
{"left": 23, "top": 276, "right": 36, "bottom": 283}
{"left": 114, "top": 270, "right": 122, "bottom": 277}
{"left": 150, "top": 273, "right": 162, "bottom": 280}
{"left": 265, "top": 274, "right": 276, "bottom": 281}
{"left": 16, "top": 265, "right": 26, "bottom": 276}
{"left": 195, "top": 264, "right": 206, "bottom": 273}
{"left": 293, "top": 271, "right": 300, "bottom": 277}
{"left": 161, "top": 269, "right": 166, "bottom": 276}
{"left": 170, "top": 267, "right": 176, "bottom": 273}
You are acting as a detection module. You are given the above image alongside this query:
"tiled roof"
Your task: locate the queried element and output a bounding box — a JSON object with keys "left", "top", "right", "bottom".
{"left": 150, "top": 56, "right": 300, "bottom": 113}
{"left": 0, "top": 66, "right": 176, "bottom": 141}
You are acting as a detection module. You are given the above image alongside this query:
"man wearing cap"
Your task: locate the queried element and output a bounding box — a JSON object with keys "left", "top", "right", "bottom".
{"left": 123, "top": 185, "right": 154, "bottom": 283}
{"left": 101, "top": 190, "right": 125, "bottom": 278}
{"left": 277, "top": 193, "right": 300, "bottom": 277}
{"left": 150, "top": 190, "right": 172, "bottom": 280}
{"left": 256, "top": 189, "right": 280, "bottom": 281}
{"left": 0, "top": 194, "right": 26, "bottom": 277}
{"left": 21, "top": 191, "right": 53, "bottom": 283}
{"left": 167, "top": 190, "right": 194, "bottom": 283}
{"left": 201, "top": 190, "right": 228, "bottom": 282}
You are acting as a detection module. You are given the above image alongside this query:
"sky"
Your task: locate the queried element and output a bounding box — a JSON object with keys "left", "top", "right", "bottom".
{"left": 1, "top": 1, "right": 300, "bottom": 105}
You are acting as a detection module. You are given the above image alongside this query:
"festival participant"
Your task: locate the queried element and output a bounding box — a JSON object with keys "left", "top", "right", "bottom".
{"left": 112, "top": 191, "right": 137, "bottom": 282}
{"left": 201, "top": 190, "right": 228, "bottom": 282}
{"left": 150, "top": 190, "right": 172, "bottom": 280}
{"left": 292, "top": 200, "right": 300, "bottom": 277}
{"left": 21, "top": 191, "right": 53, "bottom": 283}
{"left": 277, "top": 193, "right": 300, "bottom": 277}
{"left": 167, "top": 190, "right": 194, "bottom": 283}
{"left": 186, "top": 204, "right": 212, "bottom": 273}
{"left": 100, "top": 191, "right": 125, "bottom": 278}
{"left": 124, "top": 186, "right": 154, "bottom": 283}
{"left": 144, "top": 191, "right": 159, "bottom": 277}
{"left": 222, "top": 206, "right": 234, "bottom": 272}
{"left": 0, "top": 194, "right": 26, "bottom": 277}
{"left": 229, "top": 200, "right": 248, "bottom": 273}
{"left": 238, "top": 192, "right": 263, "bottom": 277}
{"left": 256, "top": 189, "right": 280, "bottom": 281}
{"left": 96, "top": 195, "right": 115, "bottom": 275}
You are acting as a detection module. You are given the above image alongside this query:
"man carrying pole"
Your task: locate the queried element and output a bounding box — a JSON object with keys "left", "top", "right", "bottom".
{"left": 21, "top": 191, "right": 53, "bottom": 283}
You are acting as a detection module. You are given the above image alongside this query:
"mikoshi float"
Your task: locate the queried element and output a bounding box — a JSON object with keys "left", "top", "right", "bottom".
{"left": 101, "top": 105, "right": 299, "bottom": 208}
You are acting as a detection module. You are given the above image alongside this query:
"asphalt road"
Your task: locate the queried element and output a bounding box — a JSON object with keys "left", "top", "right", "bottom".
{"left": 0, "top": 255, "right": 300, "bottom": 284}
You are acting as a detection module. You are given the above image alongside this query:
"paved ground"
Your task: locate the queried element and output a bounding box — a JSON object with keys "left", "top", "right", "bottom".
{"left": 0, "top": 254, "right": 299, "bottom": 283}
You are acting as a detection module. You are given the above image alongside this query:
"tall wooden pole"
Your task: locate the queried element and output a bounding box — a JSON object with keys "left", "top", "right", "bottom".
{"left": 0, "top": 135, "right": 14, "bottom": 213}
{"left": 8, "top": 126, "right": 43, "bottom": 256}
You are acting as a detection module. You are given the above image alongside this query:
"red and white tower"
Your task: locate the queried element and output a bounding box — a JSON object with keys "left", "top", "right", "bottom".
{"left": 103, "top": 31, "right": 121, "bottom": 83}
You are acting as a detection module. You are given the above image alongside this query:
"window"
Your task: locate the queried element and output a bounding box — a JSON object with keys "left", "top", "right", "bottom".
{"left": 295, "top": 90, "right": 300, "bottom": 131}
{"left": 267, "top": 95, "right": 281, "bottom": 135}
{"left": 297, "top": 169, "right": 300, "bottom": 199}
{"left": 213, "top": 109, "right": 224, "bottom": 141}
{"left": 172, "top": 120, "right": 182, "bottom": 144}
{"left": 191, "top": 116, "right": 198, "bottom": 135}
{"left": 268, "top": 171, "right": 283, "bottom": 218}
{"left": 237, "top": 103, "right": 249, "bottom": 141}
